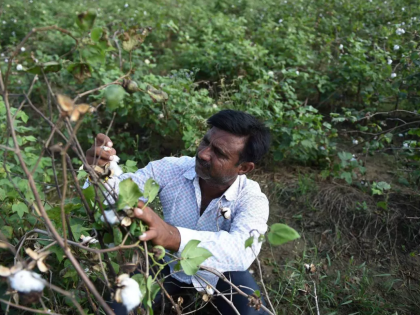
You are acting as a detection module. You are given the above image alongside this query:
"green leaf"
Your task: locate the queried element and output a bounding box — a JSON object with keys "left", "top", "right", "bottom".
{"left": 180, "top": 240, "right": 212, "bottom": 275}
{"left": 377, "top": 201, "right": 388, "bottom": 210}
{"left": 104, "top": 85, "right": 126, "bottom": 110}
{"left": 77, "top": 170, "right": 88, "bottom": 181}
{"left": 49, "top": 245, "right": 65, "bottom": 263}
{"left": 12, "top": 203, "right": 28, "bottom": 219}
{"left": 113, "top": 226, "right": 123, "bottom": 245}
{"left": 110, "top": 261, "right": 120, "bottom": 274}
{"left": 244, "top": 236, "right": 254, "bottom": 249}
{"left": 254, "top": 290, "right": 261, "bottom": 298}
{"left": 338, "top": 151, "right": 353, "bottom": 161}
{"left": 117, "top": 178, "right": 143, "bottom": 210}
{"left": 70, "top": 224, "right": 90, "bottom": 241}
{"left": 144, "top": 178, "right": 159, "bottom": 203}
{"left": 0, "top": 226, "right": 13, "bottom": 239}
{"left": 124, "top": 160, "right": 138, "bottom": 173}
{"left": 0, "top": 187, "right": 6, "bottom": 200}
{"left": 340, "top": 172, "right": 353, "bottom": 185}
{"left": 83, "top": 186, "right": 96, "bottom": 206}
{"left": 76, "top": 9, "right": 97, "bottom": 31}
{"left": 267, "top": 223, "right": 300, "bottom": 246}
{"left": 47, "top": 204, "right": 80, "bottom": 223}
{"left": 26, "top": 61, "right": 62, "bottom": 75}
{"left": 91, "top": 27, "right": 103, "bottom": 42}
{"left": 24, "top": 135, "right": 37, "bottom": 142}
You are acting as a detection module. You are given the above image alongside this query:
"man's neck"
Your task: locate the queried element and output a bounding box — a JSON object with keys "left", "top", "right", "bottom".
{"left": 199, "top": 176, "right": 237, "bottom": 200}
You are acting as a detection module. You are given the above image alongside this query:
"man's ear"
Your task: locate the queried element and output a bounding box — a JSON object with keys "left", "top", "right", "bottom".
{"left": 238, "top": 162, "right": 255, "bottom": 175}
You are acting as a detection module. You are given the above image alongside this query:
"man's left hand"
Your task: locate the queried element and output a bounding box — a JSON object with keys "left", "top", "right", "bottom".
{"left": 134, "top": 201, "right": 181, "bottom": 252}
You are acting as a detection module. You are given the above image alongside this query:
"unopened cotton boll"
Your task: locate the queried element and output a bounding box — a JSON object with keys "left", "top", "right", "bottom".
{"left": 220, "top": 207, "right": 231, "bottom": 220}
{"left": 16, "top": 64, "right": 23, "bottom": 71}
{"left": 9, "top": 270, "right": 45, "bottom": 293}
{"left": 100, "top": 210, "right": 121, "bottom": 225}
{"left": 391, "top": 73, "right": 397, "bottom": 78}
{"left": 116, "top": 274, "right": 142, "bottom": 312}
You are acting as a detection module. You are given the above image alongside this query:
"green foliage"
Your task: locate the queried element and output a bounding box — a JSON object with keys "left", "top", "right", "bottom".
{"left": 180, "top": 240, "right": 212, "bottom": 275}
{"left": 117, "top": 178, "right": 143, "bottom": 209}
{"left": 267, "top": 223, "right": 300, "bottom": 246}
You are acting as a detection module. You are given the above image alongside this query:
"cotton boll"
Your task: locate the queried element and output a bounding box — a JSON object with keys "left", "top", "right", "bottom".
{"left": 391, "top": 73, "right": 397, "bottom": 78}
{"left": 100, "top": 210, "right": 121, "bottom": 225}
{"left": 352, "top": 139, "right": 359, "bottom": 145}
{"left": 205, "top": 285, "right": 214, "bottom": 295}
{"left": 394, "top": 45, "right": 400, "bottom": 50}
{"left": 9, "top": 270, "right": 45, "bottom": 293}
{"left": 220, "top": 207, "right": 231, "bottom": 220}
{"left": 116, "top": 274, "right": 142, "bottom": 312}
{"left": 387, "top": 59, "right": 392, "bottom": 65}
{"left": 109, "top": 155, "right": 123, "bottom": 177}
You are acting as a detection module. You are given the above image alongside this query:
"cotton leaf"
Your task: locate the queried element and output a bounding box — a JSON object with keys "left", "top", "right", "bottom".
{"left": 180, "top": 240, "right": 212, "bottom": 275}
{"left": 117, "top": 179, "right": 143, "bottom": 210}
{"left": 267, "top": 223, "right": 300, "bottom": 246}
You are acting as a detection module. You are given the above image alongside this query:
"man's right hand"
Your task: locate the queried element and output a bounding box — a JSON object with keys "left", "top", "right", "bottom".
{"left": 86, "top": 133, "right": 117, "bottom": 166}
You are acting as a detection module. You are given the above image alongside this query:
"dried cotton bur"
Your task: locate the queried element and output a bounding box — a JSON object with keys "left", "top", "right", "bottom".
{"left": 115, "top": 274, "right": 143, "bottom": 312}
{"left": 57, "top": 94, "right": 95, "bottom": 122}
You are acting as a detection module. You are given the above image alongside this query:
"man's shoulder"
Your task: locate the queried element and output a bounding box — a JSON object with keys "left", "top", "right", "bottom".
{"left": 237, "top": 175, "right": 267, "bottom": 200}
{"left": 151, "top": 156, "right": 195, "bottom": 173}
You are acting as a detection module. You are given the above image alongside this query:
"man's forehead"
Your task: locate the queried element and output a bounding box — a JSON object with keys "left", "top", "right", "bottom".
{"left": 205, "top": 127, "right": 247, "bottom": 149}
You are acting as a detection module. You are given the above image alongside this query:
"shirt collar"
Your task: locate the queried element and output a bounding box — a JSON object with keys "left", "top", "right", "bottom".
{"left": 183, "top": 162, "right": 241, "bottom": 201}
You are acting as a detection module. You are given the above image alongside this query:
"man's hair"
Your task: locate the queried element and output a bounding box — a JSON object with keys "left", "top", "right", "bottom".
{"left": 207, "top": 110, "right": 271, "bottom": 164}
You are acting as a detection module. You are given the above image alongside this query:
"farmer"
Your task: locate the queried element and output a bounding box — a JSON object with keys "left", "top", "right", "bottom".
{"left": 86, "top": 109, "right": 271, "bottom": 314}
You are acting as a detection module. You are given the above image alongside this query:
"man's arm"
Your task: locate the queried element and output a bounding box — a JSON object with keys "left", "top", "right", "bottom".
{"left": 134, "top": 191, "right": 269, "bottom": 271}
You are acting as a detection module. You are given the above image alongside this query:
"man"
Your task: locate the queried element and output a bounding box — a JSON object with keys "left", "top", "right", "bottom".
{"left": 86, "top": 110, "right": 271, "bottom": 314}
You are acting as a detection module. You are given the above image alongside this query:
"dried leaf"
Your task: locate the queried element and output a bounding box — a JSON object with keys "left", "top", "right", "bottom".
{"left": 57, "top": 94, "right": 74, "bottom": 112}
{"left": 25, "top": 248, "right": 39, "bottom": 260}
{"left": 0, "top": 266, "right": 11, "bottom": 277}
{"left": 146, "top": 85, "right": 168, "bottom": 103}
{"left": 115, "top": 288, "right": 122, "bottom": 303}
{"left": 75, "top": 104, "right": 91, "bottom": 114}
{"left": 121, "top": 217, "right": 132, "bottom": 227}
{"left": 202, "top": 294, "right": 210, "bottom": 302}
{"left": 0, "top": 241, "right": 9, "bottom": 249}
{"left": 37, "top": 260, "right": 48, "bottom": 273}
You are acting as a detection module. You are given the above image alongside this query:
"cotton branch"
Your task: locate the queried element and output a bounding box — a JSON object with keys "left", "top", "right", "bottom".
{"left": 0, "top": 70, "right": 115, "bottom": 315}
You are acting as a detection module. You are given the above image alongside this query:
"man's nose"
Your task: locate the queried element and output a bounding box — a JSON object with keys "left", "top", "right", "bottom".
{"left": 198, "top": 146, "right": 211, "bottom": 161}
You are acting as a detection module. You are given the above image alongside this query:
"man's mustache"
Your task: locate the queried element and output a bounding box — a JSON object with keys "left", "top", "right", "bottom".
{"left": 196, "top": 154, "right": 210, "bottom": 168}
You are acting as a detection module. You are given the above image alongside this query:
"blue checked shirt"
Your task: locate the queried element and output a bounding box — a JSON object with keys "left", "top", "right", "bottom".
{"left": 105, "top": 156, "right": 269, "bottom": 291}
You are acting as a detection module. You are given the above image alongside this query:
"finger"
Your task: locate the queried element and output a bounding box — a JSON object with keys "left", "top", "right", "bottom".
{"left": 86, "top": 156, "right": 111, "bottom": 166}
{"left": 134, "top": 206, "right": 153, "bottom": 226}
{"left": 94, "top": 146, "right": 117, "bottom": 159}
{"left": 95, "top": 133, "right": 113, "bottom": 147}
{"left": 139, "top": 229, "right": 158, "bottom": 242}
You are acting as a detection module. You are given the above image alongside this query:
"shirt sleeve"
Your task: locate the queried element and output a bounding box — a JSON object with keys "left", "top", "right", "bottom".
{"left": 175, "top": 191, "right": 269, "bottom": 291}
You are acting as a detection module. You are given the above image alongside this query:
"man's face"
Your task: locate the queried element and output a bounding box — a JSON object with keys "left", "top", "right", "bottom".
{"left": 195, "top": 127, "right": 248, "bottom": 185}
